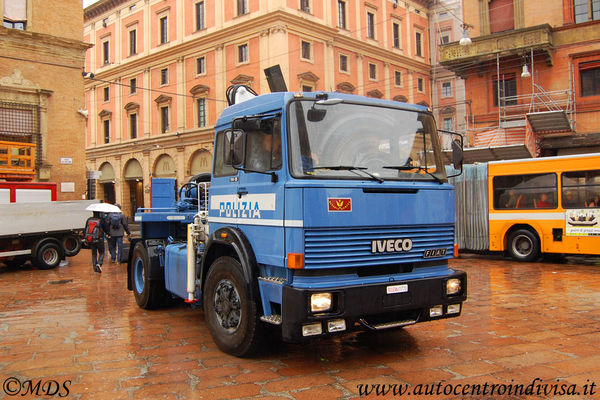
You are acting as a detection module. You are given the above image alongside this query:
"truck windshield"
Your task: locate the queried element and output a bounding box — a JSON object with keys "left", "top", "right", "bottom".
{"left": 288, "top": 99, "right": 446, "bottom": 182}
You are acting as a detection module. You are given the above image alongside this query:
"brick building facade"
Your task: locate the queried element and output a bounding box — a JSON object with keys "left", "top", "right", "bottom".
{"left": 0, "top": 0, "right": 89, "bottom": 200}
{"left": 84, "top": 0, "right": 433, "bottom": 218}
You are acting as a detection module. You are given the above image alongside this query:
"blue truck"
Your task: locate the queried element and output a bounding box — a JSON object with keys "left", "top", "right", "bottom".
{"left": 128, "top": 84, "right": 467, "bottom": 356}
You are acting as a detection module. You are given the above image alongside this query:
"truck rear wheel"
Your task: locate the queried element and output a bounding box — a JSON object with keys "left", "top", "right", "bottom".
{"left": 203, "top": 256, "right": 263, "bottom": 357}
{"left": 35, "top": 242, "right": 62, "bottom": 270}
{"left": 507, "top": 229, "right": 540, "bottom": 262}
{"left": 131, "top": 242, "right": 167, "bottom": 309}
{"left": 62, "top": 234, "right": 82, "bottom": 257}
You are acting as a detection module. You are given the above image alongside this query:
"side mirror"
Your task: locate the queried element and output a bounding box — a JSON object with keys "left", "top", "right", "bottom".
{"left": 224, "top": 129, "right": 245, "bottom": 167}
{"left": 451, "top": 139, "right": 463, "bottom": 170}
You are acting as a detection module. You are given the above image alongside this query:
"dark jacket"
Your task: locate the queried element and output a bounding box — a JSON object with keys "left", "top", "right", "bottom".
{"left": 106, "top": 213, "right": 130, "bottom": 237}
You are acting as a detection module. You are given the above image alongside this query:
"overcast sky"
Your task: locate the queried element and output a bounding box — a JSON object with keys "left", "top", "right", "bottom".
{"left": 82, "top": 0, "right": 99, "bottom": 7}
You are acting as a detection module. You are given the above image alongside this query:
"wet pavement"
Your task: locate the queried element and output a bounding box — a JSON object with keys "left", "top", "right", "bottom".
{"left": 1, "top": 251, "right": 600, "bottom": 400}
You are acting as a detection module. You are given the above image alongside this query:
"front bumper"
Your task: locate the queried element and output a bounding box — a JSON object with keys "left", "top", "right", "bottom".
{"left": 281, "top": 270, "right": 466, "bottom": 342}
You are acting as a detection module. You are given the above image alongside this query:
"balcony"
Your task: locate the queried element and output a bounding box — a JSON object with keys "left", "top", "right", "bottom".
{"left": 439, "top": 24, "right": 554, "bottom": 76}
{"left": 0, "top": 140, "right": 36, "bottom": 180}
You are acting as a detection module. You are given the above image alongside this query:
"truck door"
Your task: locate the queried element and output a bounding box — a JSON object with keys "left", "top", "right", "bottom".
{"left": 237, "top": 117, "right": 285, "bottom": 269}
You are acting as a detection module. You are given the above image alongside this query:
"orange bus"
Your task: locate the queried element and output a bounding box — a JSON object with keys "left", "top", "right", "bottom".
{"left": 487, "top": 153, "right": 600, "bottom": 261}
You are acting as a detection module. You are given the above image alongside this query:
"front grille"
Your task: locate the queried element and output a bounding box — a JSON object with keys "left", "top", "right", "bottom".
{"left": 304, "top": 225, "right": 454, "bottom": 269}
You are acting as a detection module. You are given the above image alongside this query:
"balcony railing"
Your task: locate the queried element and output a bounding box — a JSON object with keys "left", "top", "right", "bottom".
{"left": 439, "top": 24, "right": 554, "bottom": 75}
{"left": 0, "top": 140, "right": 36, "bottom": 180}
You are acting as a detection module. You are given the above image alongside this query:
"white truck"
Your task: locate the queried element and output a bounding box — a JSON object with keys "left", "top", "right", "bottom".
{"left": 0, "top": 200, "right": 97, "bottom": 269}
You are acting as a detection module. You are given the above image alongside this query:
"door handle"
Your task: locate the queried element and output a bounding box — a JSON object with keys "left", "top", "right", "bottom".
{"left": 237, "top": 189, "right": 248, "bottom": 198}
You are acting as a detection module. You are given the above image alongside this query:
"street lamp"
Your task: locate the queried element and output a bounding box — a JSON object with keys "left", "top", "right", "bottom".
{"left": 459, "top": 24, "right": 473, "bottom": 46}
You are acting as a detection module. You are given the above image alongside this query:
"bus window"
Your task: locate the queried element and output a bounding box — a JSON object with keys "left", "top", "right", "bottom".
{"left": 561, "top": 169, "right": 600, "bottom": 209}
{"left": 493, "top": 173, "right": 557, "bottom": 210}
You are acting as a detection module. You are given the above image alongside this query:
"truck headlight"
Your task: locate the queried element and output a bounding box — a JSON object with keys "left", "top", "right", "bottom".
{"left": 446, "top": 278, "right": 462, "bottom": 296}
{"left": 310, "top": 293, "right": 332, "bottom": 313}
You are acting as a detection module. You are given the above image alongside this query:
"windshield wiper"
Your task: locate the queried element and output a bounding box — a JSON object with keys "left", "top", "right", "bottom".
{"left": 383, "top": 165, "right": 443, "bottom": 184}
{"left": 309, "top": 165, "right": 384, "bottom": 183}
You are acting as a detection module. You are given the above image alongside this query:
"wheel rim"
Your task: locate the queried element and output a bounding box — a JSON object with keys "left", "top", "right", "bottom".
{"left": 512, "top": 234, "right": 533, "bottom": 257}
{"left": 134, "top": 257, "right": 145, "bottom": 294}
{"left": 43, "top": 248, "right": 59, "bottom": 265}
{"left": 213, "top": 279, "right": 242, "bottom": 332}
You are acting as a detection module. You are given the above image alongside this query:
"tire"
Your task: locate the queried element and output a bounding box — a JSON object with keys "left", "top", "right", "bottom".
{"left": 35, "top": 242, "right": 63, "bottom": 270}
{"left": 3, "top": 256, "right": 27, "bottom": 268}
{"left": 62, "top": 234, "right": 82, "bottom": 257}
{"left": 203, "top": 256, "right": 263, "bottom": 357}
{"left": 130, "top": 241, "right": 167, "bottom": 309}
{"left": 507, "top": 229, "right": 540, "bottom": 262}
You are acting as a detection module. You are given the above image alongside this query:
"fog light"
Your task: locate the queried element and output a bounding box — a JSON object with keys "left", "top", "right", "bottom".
{"left": 302, "top": 322, "right": 322, "bottom": 336}
{"left": 446, "top": 278, "right": 462, "bottom": 295}
{"left": 447, "top": 304, "right": 461, "bottom": 314}
{"left": 327, "top": 319, "right": 346, "bottom": 333}
{"left": 430, "top": 305, "right": 443, "bottom": 317}
{"left": 310, "top": 293, "right": 332, "bottom": 313}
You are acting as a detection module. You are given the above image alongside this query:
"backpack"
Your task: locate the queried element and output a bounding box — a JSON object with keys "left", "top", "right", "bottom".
{"left": 109, "top": 213, "right": 121, "bottom": 231}
{"left": 85, "top": 217, "right": 102, "bottom": 244}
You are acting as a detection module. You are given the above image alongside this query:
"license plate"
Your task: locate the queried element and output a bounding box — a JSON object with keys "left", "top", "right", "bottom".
{"left": 386, "top": 284, "right": 408, "bottom": 294}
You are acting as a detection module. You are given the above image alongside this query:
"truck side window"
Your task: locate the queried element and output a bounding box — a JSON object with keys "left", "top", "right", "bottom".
{"left": 213, "top": 130, "right": 237, "bottom": 177}
{"left": 245, "top": 118, "right": 282, "bottom": 172}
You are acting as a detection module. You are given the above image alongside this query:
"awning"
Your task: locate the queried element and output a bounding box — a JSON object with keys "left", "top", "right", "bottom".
{"left": 124, "top": 159, "right": 143, "bottom": 180}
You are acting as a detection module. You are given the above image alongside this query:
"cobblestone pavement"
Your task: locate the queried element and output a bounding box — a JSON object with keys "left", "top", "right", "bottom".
{"left": 1, "top": 251, "right": 600, "bottom": 400}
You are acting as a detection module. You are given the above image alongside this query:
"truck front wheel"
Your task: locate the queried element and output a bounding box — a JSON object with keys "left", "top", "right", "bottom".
{"left": 131, "top": 242, "right": 167, "bottom": 309}
{"left": 35, "top": 242, "right": 62, "bottom": 270}
{"left": 203, "top": 256, "right": 263, "bottom": 357}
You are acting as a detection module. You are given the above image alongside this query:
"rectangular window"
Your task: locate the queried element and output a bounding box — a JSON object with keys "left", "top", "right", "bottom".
{"left": 415, "top": 31, "right": 422, "bottom": 57}
{"left": 160, "top": 68, "right": 168, "bottom": 85}
{"left": 443, "top": 117, "right": 453, "bottom": 131}
{"left": 417, "top": 77, "right": 424, "bottom": 92}
{"left": 195, "top": 1, "right": 205, "bottom": 30}
{"left": 197, "top": 98, "right": 206, "bottom": 127}
{"left": 493, "top": 173, "right": 557, "bottom": 209}
{"left": 442, "top": 82, "right": 452, "bottom": 97}
{"left": 574, "top": 0, "right": 600, "bottom": 23}
{"left": 238, "top": 44, "right": 248, "bottom": 63}
{"left": 493, "top": 75, "right": 517, "bottom": 106}
{"left": 367, "top": 12, "right": 375, "bottom": 39}
{"left": 301, "top": 41, "right": 311, "bottom": 60}
{"left": 369, "top": 63, "right": 377, "bottom": 80}
{"left": 129, "top": 113, "right": 137, "bottom": 139}
{"left": 196, "top": 56, "right": 206, "bottom": 75}
{"left": 562, "top": 169, "right": 600, "bottom": 208}
{"left": 441, "top": 34, "right": 450, "bottom": 44}
{"left": 339, "top": 54, "right": 348, "bottom": 72}
{"left": 580, "top": 62, "right": 600, "bottom": 97}
{"left": 102, "top": 40, "right": 110, "bottom": 64}
{"left": 160, "top": 106, "right": 169, "bottom": 133}
{"left": 130, "top": 78, "right": 137, "bottom": 94}
{"left": 338, "top": 0, "right": 346, "bottom": 29}
{"left": 300, "top": 0, "right": 310, "bottom": 13}
{"left": 394, "top": 70, "right": 402, "bottom": 86}
{"left": 129, "top": 29, "right": 137, "bottom": 56}
{"left": 103, "top": 120, "right": 110, "bottom": 144}
{"left": 302, "top": 85, "right": 313, "bottom": 92}
{"left": 392, "top": 22, "right": 400, "bottom": 48}
{"left": 3, "top": 0, "right": 27, "bottom": 30}
{"left": 237, "top": 0, "right": 248, "bottom": 16}
{"left": 103, "top": 87, "right": 109, "bottom": 102}
{"left": 160, "top": 16, "right": 168, "bottom": 44}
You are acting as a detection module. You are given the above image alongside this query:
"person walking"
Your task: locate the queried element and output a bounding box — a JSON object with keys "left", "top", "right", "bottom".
{"left": 106, "top": 204, "right": 131, "bottom": 263}
{"left": 84, "top": 211, "right": 108, "bottom": 273}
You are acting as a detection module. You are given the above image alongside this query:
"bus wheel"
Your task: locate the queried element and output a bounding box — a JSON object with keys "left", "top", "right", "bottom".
{"left": 131, "top": 242, "right": 166, "bottom": 309}
{"left": 507, "top": 229, "right": 540, "bottom": 262}
{"left": 203, "top": 256, "right": 263, "bottom": 357}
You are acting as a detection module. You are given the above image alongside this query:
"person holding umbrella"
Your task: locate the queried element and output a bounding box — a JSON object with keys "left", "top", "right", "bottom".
{"left": 105, "top": 204, "right": 131, "bottom": 263}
